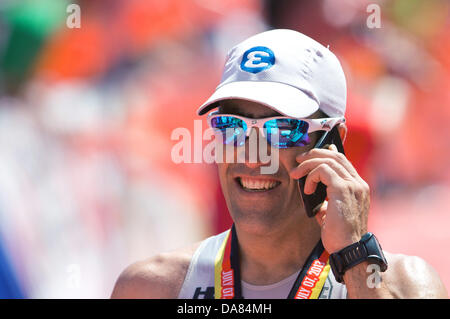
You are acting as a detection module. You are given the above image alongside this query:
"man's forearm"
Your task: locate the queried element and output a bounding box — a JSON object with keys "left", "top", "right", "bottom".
{"left": 343, "top": 261, "right": 394, "bottom": 299}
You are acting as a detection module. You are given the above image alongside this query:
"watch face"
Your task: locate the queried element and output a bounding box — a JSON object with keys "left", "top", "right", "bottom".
{"left": 330, "top": 232, "right": 388, "bottom": 282}
{"left": 361, "top": 232, "right": 373, "bottom": 242}
{"left": 365, "top": 234, "right": 388, "bottom": 271}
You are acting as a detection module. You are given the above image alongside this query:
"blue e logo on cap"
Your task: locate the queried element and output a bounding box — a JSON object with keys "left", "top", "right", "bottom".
{"left": 240, "top": 46, "right": 275, "bottom": 73}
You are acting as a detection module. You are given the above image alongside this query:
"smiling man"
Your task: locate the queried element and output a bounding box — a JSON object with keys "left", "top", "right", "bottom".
{"left": 111, "top": 29, "right": 448, "bottom": 299}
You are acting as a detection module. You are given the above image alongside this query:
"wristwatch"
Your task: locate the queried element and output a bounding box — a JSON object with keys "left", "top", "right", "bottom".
{"left": 329, "top": 232, "right": 388, "bottom": 283}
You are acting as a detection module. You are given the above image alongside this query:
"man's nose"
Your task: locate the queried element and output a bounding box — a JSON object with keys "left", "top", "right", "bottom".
{"left": 238, "top": 127, "right": 271, "bottom": 168}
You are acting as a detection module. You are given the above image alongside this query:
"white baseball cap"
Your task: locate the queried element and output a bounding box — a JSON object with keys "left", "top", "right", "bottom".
{"left": 197, "top": 29, "right": 347, "bottom": 118}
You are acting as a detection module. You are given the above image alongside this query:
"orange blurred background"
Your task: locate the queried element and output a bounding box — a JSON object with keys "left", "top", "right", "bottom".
{"left": 0, "top": 0, "right": 449, "bottom": 298}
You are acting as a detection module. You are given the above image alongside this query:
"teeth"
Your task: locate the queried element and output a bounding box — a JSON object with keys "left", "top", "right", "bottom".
{"left": 239, "top": 177, "right": 278, "bottom": 190}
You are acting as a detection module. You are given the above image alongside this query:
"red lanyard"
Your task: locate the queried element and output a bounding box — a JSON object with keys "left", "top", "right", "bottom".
{"left": 214, "top": 225, "right": 331, "bottom": 299}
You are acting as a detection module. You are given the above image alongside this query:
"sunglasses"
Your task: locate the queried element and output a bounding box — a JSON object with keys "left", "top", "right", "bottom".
{"left": 207, "top": 111, "right": 345, "bottom": 149}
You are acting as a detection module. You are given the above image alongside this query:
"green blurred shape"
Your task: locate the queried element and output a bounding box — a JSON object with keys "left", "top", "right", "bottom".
{"left": 2, "top": 0, "right": 70, "bottom": 37}
{"left": 391, "top": 0, "right": 448, "bottom": 38}
{"left": 1, "top": 0, "right": 71, "bottom": 94}
{"left": 392, "top": 0, "right": 422, "bottom": 19}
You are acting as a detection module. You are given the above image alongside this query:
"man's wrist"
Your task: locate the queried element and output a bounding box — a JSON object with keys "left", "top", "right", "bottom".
{"left": 329, "top": 232, "right": 388, "bottom": 283}
{"left": 342, "top": 260, "right": 370, "bottom": 284}
{"left": 329, "top": 233, "right": 362, "bottom": 254}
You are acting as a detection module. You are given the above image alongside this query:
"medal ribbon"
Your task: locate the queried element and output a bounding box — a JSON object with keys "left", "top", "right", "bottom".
{"left": 214, "top": 225, "right": 330, "bottom": 299}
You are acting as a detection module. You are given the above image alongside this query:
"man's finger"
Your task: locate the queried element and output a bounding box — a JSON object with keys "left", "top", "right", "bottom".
{"left": 303, "top": 163, "right": 342, "bottom": 194}
{"left": 290, "top": 157, "right": 353, "bottom": 180}
{"left": 314, "top": 200, "right": 328, "bottom": 227}
{"left": 296, "top": 146, "right": 359, "bottom": 179}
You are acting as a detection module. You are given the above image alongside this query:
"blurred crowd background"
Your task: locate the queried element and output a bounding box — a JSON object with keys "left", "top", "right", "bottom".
{"left": 0, "top": 0, "right": 449, "bottom": 298}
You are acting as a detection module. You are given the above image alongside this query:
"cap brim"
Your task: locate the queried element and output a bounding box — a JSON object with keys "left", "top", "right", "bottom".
{"left": 197, "top": 81, "right": 319, "bottom": 118}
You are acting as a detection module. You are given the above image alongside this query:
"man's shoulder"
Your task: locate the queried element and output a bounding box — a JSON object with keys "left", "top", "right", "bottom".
{"left": 111, "top": 241, "right": 202, "bottom": 299}
{"left": 382, "top": 251, "right": 448, "bottom": 298}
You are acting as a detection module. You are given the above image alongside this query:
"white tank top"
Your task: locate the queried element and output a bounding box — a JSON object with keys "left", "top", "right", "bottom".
{"left": 178, "top": 230, "right": 347, "bottom": 299}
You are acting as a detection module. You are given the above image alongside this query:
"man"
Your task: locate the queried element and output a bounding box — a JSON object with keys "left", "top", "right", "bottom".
{"left": 111, "top": 29, "right": 448, "bottom": 299}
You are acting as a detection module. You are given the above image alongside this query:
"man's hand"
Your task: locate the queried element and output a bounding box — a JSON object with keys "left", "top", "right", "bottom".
{"left": 289, "top": 144, "right": 370, "bottom": 254}
{"left": 290, "top": 144, "right": 449, "bottom": 298}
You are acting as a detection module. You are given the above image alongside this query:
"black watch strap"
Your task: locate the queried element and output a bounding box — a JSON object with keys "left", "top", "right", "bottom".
{"left": 329, "top": 232, "right": 387, "bottom": 283}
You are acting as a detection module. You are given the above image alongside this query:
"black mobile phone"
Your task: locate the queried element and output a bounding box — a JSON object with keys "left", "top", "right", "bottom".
{"left": 298, "top": 126, "right": 345, "bottom": 218}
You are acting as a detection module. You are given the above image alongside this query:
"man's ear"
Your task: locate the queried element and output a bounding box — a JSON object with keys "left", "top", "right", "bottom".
{"left": 337, "top": 123, "right": 347, "bottom": 144}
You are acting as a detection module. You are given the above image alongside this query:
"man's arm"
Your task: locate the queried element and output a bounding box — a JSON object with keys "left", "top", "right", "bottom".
{"left": 291, "top": 143, "right": 448, "bottom": 299}
{"left": 344, "top": 252, "right": 448, "bottom": 299}
{"left": 111, "top": 243, "right": 199, "bottom": 299}
{"left": 111, "top": 258, "right": 172, "bottom": 299}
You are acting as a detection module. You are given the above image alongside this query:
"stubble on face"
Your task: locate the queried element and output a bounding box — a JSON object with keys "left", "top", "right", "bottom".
{"left": 216, "top": 99, "right": 322, "bottom": 234}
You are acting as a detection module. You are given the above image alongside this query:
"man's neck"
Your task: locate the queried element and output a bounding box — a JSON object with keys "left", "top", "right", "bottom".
{"left": 236, "top": 217, "right": 321, "bottom": 285}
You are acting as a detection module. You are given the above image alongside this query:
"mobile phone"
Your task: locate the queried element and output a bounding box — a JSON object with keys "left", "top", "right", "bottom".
{"left": 298, "top": 126, "right": 345, "bottom": 218}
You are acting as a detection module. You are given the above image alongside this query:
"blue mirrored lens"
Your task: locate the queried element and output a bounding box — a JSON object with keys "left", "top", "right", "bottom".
{"left": 210, "top": 116, "right": 247, "bottom": 146}
{"left": 264, "top": 119, "right": 310, "bottom": 148}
